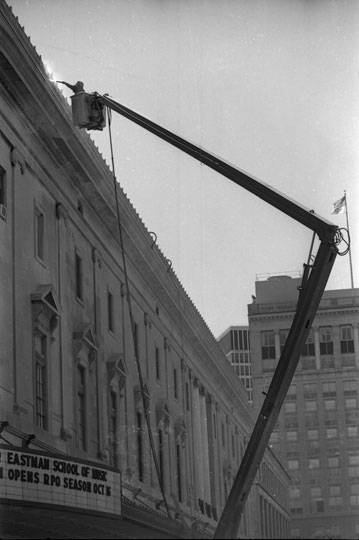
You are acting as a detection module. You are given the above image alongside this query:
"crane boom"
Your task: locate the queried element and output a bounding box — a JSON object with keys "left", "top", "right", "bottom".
{"left": 68, "top": 87, "right": 339, "bottom": 538}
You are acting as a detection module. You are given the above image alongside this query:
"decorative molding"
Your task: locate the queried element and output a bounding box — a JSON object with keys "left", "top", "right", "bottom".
{"left": 156, "top": 399, "right": 170, "bottom": 434}
{"left": 31, "top": 284, "right": 60, "bottom": 333}
{"left": 174, "top": 418, "right": 187, "bottom": 447}
{"left": 144, "top": 312, "right": 152, "bottom": 329}
{"left": 164, "top": 337, "right": 170, "bottom": 351}
{"left": 10, "top": 147, "right": 25, "bottom": 174}
{"left": 107, "top": 353, "right": 127, "bottom": 390}
{"left": 73, "top": 322, "right": 98, "bottom": 366}
{"left": 60, "top": 427, "right": 72, "bottom": 441}
{"left": 55, "top": 202, "right": 68, "bottom": 224}
{"left": 91, "top": 247, "right": 102, "bottom": 268}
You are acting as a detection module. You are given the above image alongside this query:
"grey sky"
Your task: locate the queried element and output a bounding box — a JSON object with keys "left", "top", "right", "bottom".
{"left": 10, "top": 0, "right": 359, "bottom": 337}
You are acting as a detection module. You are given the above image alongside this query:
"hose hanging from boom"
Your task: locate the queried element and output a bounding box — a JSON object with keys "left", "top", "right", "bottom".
{"left": 106, "top": 107, "right": 171, "bottom": 518}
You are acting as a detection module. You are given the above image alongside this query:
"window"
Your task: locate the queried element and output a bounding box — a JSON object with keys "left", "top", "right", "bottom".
{"left": 270, "top": 431, "right": 279, "bottom": 443}
{"left": 158, "top": 428, "right": 164, "bottom": 485}
{"left": 304, "top": 383, "right": 317, "bottom": 399}
{"left": 287, "top": 383, "right": 297, "bottom": 400}
{"left": 324, "top": 399, "right": 336, "bottom": 411}
{"left": 302, "top": 329, "right": 315, "bottom": 356}
{"left": 75, "top": 251, "right": 83, "bottom": 301}
{"left": 305, "top": 401, "right": 317, "bottom": 412}
{"left": 328, "top": 456, "right": 340, "bottom": 468}
{"left": 176, "top": 443, "right": 182, "bottom": 502}
{"left": 155, "top": 347, "right": 160, "bottom": 381}
{"left": 345, "top": 397, "right": 357, "bottom": 409}
{"left": 350, "top": 484, "right": 359, "bottom": 506}
{"left": 185, "top": 382, "right": 190, "bottom": 411}
{"left": 322, "top": 381, "right": 336, "bottom": 397}
{"left": 107, "top": 290, "right": 114, "bottom": 332}
{"left": 133, "top": 322, "right": 139, "bottom": 358}
{"left": 284, "top": 402, "right": 297, "bottom": 413}
{"left": 347, "top": 426, "right": 359, "bottom": 438}
{"left": 286, "top": 431, "right": 298, "bottom": 442}
{"left": 137, "top": 411, "right": 144, "bottom": 481}
{"left": 173, "top": 368, "right": 178, "bottom": 399}
{"left": 77, "top": 365, "right": 86, "bottom": 450}
{"left": 344, "top": 380, "right": 357, "bottom": 396}
{"left": 319, "top": 327, "right": 333, "bottom": 355}
{"left": 290, "top": 486, "right": 301, "bottom": 499}
{"left": 0, "top": 165, "right": 6, "bottom": 219}
{"left": 326, "top": 428, "right": 338, "bottom": 439}
{"left": 307, "top": 429, "right": 318, "bottom": 440}
{"left": 280, "top": 330, "right": 289, "bottom": 353}
{"left": 109, "top": 390, "right": 118, "bottom": 467}
{"left": 309, "top": 458, "right": 320, "bottom": 469}
{"left": 340, "top": 325, "right": 354, "bottom": 353}
{"left": 261, "top": 331, "right": 275, "bottom": 359}
{"left": 34, "top": 330, "right": 47, "bottom": 430}
{"left": 35, "top": 207, "right": 44, "bottom": 262}
{"left": 288, "top": 459, "right": 299, "bottom": 470}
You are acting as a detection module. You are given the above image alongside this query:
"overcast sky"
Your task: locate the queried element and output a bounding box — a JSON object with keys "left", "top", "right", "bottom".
{"left": 10, "top": 0, "right": 359, "bottom": 338}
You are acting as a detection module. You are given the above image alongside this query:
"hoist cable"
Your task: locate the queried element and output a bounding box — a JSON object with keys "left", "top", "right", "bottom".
{"left": 106, "top": 107, "right": 171, "bottom": 518}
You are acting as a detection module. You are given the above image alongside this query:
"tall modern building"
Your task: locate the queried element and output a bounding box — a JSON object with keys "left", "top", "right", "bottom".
{"left": 218, "top": 326, "right": 253, "bottom": 404}
{"left": 0, "top": 1, "right": 291, "bottom": 538}
{"left": 248, "top": 274, "right": 359, "bottom": 540}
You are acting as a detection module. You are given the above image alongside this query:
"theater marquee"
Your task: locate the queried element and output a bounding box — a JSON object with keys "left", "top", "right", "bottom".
{"left": 0, "top": 445, "right": 122, "bottom": 515}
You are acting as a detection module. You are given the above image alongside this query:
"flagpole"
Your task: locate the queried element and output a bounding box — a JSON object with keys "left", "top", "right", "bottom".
{"left": 344, "top": 190, "right": 355, "bottom": 289}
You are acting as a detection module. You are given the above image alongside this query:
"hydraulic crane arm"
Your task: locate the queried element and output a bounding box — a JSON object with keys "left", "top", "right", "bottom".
{"left": 67, "top": 86, "right": 340, "bottom": 538}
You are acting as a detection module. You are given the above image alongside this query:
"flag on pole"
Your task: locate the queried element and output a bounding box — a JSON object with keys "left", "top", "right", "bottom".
{"left": 331, "top": 195, "right": 346, "bottom": 214}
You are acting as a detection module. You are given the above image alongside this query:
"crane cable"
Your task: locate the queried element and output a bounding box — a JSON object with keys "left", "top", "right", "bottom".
{"left": 106, "top": 107, "right": 171, "bottom": 519}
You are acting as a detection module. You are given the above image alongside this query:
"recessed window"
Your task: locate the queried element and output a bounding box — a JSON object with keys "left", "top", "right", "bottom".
{"left": 309, "top": 458, "right": 320, "bottom": 470}
{"left": 319, "top": 327, "right": 333, "bottom": 355}
{"left": 35, "top": 207, "right": 45, "bottom": 262}
{"left": 107, "top": 289, "right": 114, "bottom": 333}
{"left": 0, "top": 165, "right": 7, "bottom": 220}
{"left": 307, "top": 429, "right": 318, "bottom": 440}
{"left": 75, "top": 251, "right": 83, "bottom": 301}
{"left": 173, "top": 368, "right": 178, "bottom": 399}
{"left": 109, "top": 390, "right": 118, "bottom": 468}
{"left": 302, "top": 329, "right": 315, "bottom": 356}
{"left": 305, "top": 401, "right": 317, "bottom": 412}
{"left": 34, "top": 330, "right": 47, "bottom": 430}
{"left": 326, "top": 428, "right": 338, "bottom": 439}
{"left": 77, "top": 365, "right": 86, "bottom": 451}
{"left": 261, "top": 331, "right": 275, "bottom": 359}
{"left": 280, "top": 330, "right": 289, "bottom": 353}
{"left": 322, "top": 381, "right": 336, "bottom": 397}
{"left": 340, "top": 325, "right": 354, "bottom": 353}
{"left": 137, "top": 411, "right": 144, "bottom": 481}
{"left": 155, "top": 347, "right": 160, "bottom": 381}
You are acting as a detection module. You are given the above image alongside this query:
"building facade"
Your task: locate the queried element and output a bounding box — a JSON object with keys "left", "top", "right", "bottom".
{"left": 248, "top": 274, "right": 359, "bottom": 540}
{"left": 0, "top": 1, "right": 291, "bottom": 538}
